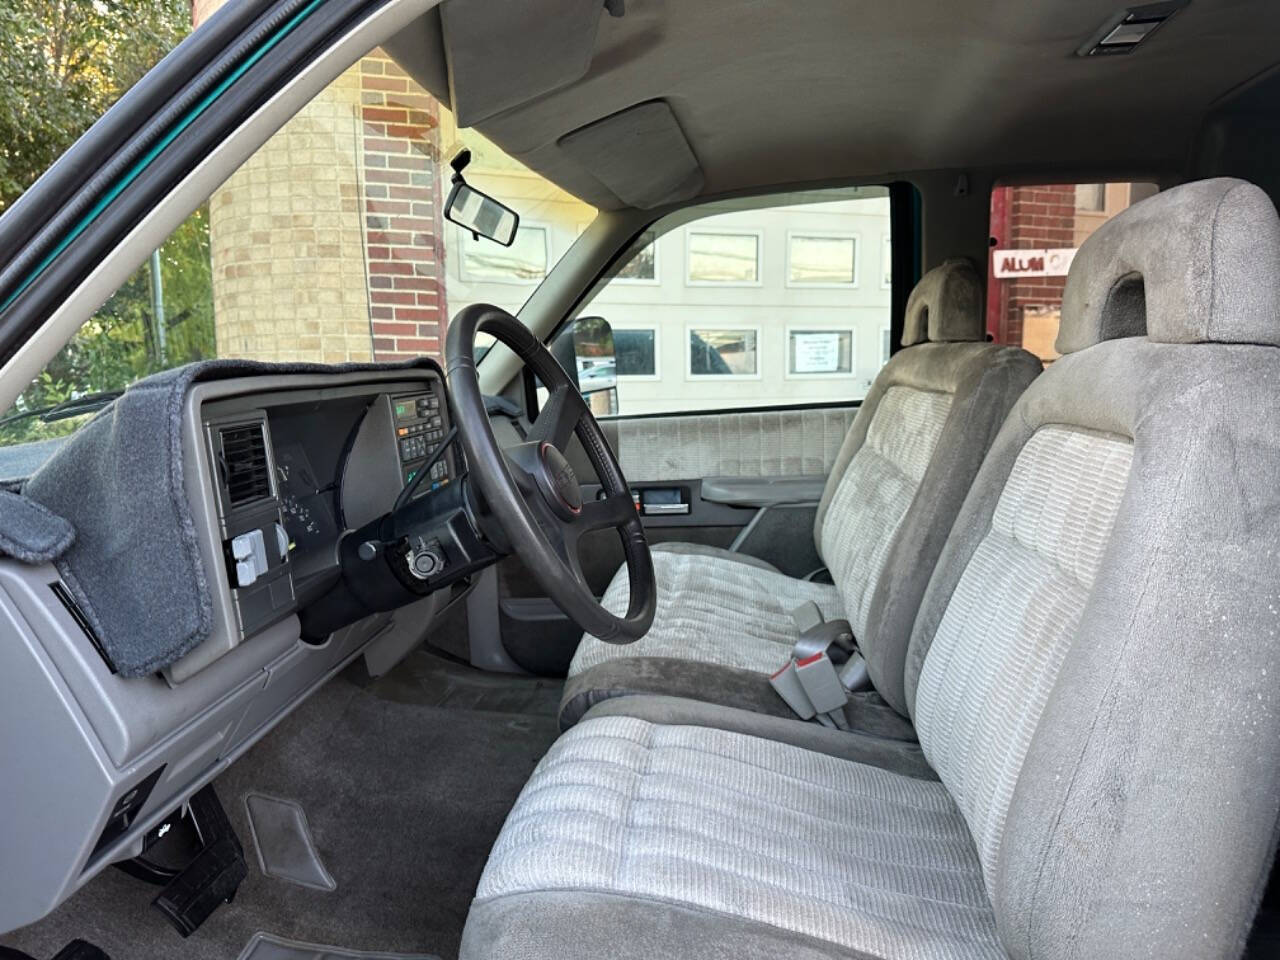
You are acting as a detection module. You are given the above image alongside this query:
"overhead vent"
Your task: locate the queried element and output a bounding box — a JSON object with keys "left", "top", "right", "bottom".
{"left": 219, "top": 422, "right": 272, "bottom": 508}
{"left": 1076, "top": 1, "right": 1188, "bottom": 56}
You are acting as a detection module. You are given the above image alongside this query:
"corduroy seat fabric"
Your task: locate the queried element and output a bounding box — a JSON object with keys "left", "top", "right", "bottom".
{"left": 465, "top": 179, "right": 1280, "bottom": 960}
{"left": 560, "top": 259, "right": 1042, "bottom": 728}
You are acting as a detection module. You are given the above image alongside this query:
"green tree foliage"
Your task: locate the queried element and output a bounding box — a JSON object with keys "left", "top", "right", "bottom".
{"left": 0, "top": 0, "right": 192, "bottom": 211}
{"left": 0, "top": 0, "right": 217, "bottom": 445}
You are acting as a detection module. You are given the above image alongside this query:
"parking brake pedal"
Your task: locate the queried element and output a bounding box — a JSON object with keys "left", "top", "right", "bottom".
{"left": 151, "top": 785, "right": 247, "bottom": 937}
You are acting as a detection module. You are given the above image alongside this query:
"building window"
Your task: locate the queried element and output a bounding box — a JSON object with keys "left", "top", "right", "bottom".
{"left": 787, "top": 233, "right": 857, "bottom": 286}
{"left": 615, "top": 328, "right": 658, "bottom": 378}
{"left": 612, "top": 231, "right": 658, "bottom": 283}
{"left": 687, "top": 231, "right": 760, "bottom": 285}
{"left": 881, "top": 234, "right": 893, "bottom": 289}
{"left": 786, "top": 328, "right": 854, "bottom": 377}
{"left": 1075, "top": 183, "right": 1106, "bottom": 212}
{"left": 688, "top": 327, "right": 759, "bottom": 377}
{"left": 459, "top": 224, "right": 548, "bottom": 283}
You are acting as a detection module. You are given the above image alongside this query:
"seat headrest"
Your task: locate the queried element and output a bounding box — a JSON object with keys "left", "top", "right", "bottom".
{"left": 1057, "top": 178, "right": 1280, "bottom": 354}
{"left": 902, "top": 259, "right": 984, "bottom": 347}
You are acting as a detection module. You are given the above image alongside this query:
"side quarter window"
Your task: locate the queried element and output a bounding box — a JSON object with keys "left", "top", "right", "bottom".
{"left": 577, "top": 187, "right": 894, "bottom": 417}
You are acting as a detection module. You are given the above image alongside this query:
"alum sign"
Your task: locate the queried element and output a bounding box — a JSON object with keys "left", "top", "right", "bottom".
{"left": 992, "top": 247, "right": 1077, "bottom": 278}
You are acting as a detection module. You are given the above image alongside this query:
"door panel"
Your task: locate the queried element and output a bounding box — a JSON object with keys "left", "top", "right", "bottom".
{"left": 486, "top": 406, "right": 850, "bottom": 676}
{"left": 613, "top": 406, "right": 858, "bottom": 481}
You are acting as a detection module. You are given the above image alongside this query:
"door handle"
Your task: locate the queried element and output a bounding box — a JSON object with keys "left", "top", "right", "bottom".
{"left": 642, "top": 501, "right": 690, "bottom": 516}
{"left": 636, "top": 486, "right": 690, "bottom": 516}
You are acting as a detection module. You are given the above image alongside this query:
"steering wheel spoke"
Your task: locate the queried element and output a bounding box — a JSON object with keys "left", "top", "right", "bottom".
{"left": 577, "top": 490, "right": 637, "bottom": 533}
{"left": 526, "top": 384, "right": 586, "bottom": 452}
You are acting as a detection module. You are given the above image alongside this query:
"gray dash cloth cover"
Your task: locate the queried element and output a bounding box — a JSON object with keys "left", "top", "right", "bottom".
{"left": 4, "top": 357, "right": 435, "bottom": 677}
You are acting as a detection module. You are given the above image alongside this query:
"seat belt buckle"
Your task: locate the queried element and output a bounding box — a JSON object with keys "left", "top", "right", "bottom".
{"left": 769, "top": 660, "right": 818, "bottom": 720}
{"left": 794, "top": 652, "right": 850, "bottom": 728}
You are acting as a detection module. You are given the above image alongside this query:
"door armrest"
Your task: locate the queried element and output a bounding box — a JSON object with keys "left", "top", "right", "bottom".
{"left": 700, "top": 474, "right": 827, "bottom": 508}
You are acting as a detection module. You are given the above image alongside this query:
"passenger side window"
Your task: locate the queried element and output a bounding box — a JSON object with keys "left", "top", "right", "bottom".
{"left": 577, "top": 187, "right": 895, "bottom": 417}
{"left": 987, "top": 181, "right": 1158, "bottom": 363}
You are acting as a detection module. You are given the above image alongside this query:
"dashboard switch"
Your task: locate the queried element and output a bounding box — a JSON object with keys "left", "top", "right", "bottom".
{"left": 273, "top": 523, "right": 290, "bottom": 562}
{"left": 231, "top": 529, "right": 268, "bottom": 588}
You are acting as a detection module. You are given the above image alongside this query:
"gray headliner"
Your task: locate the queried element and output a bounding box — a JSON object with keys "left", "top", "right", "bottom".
{"left": 390, "top": 0, "right": 1280, "bottom": 210}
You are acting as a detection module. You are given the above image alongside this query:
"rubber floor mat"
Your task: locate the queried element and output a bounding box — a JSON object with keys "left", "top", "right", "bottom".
{"left": 244, "top": 794, "right": 336, "bottom": 892}
{"left": 237, "top": 932, "right": 439, "bottom": 960}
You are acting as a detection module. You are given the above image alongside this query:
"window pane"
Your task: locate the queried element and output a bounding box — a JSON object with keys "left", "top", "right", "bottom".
{"left": 577, "top": 185, "right": 893, "bottom": 416}
{"left": 788, "top": 329, "right": 853, "bottom": 374}
{"left": 1, "top": 42, "right": 596, "bottom": 447}
{"left": 613, "top": 232, "right": 657, "bottom": 281}
{"left": 688, "top": 233, "right": 758, "bottom": 283}
{"left": 690, "top": 329, "right": 757, "bottom": 376}
{"left": 615, "top": 329, "right": 657, "bottom": 376}
{"left": 789, "top": 235, "right": 855, "bottom": 284}
{"left": 989, "top": 181, "right": 1158, "bottom": 365}
{"left": 460, "top": 226, "right": 547, "bottom": 282}
{"left": 1075, "top": 183, "right": 1106, "bottom": 211}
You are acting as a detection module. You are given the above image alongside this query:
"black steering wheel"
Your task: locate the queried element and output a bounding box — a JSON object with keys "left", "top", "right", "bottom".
{"left": 445, "top": 304, "right": 656, "bottom": 643}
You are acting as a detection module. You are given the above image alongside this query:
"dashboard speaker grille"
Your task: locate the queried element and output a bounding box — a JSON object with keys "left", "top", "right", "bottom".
{"left": 220, "top": 423, "right": 271, "bottom": 507}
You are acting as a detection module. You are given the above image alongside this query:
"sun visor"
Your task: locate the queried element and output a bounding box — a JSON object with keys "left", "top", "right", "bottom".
{"left": 556, "top": 101, "right": 705, "bottom": 210}
{"left": 440, "top": 0, "right": 607, "bottom": 126}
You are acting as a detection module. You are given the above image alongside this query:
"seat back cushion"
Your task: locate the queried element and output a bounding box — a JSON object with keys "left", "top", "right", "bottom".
{"left": 905, "top": 179, "right": 1280, "bottom": 960}
{"left": 815, "top": 338, "right": 1040, "bottom": 715}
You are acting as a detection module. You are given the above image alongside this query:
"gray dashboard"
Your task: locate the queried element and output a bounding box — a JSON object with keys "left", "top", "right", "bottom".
{"left": 0, "top": 369, "right": 456, "bottom": 934}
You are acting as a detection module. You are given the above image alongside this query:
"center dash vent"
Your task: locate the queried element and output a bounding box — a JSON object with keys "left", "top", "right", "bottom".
{"left": 219, "top": 423, "right": 272, "bottom": 508}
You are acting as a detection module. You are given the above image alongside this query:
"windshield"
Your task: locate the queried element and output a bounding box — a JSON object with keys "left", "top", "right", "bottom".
{"left": 0, "top": 30, "right": 595, "bottom": 448}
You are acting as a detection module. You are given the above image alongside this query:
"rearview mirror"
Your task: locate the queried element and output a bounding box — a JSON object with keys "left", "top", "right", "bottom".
{"left": 444, "top": 182, "right": 519, "bottom": 247}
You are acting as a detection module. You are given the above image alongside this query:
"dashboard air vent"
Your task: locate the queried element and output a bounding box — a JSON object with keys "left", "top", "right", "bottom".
{"left": 220, "top": 423, "right": 271, "bottom": 507}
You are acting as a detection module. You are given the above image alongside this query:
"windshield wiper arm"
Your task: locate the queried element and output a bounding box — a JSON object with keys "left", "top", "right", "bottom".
{"left": 0, "top": 389, "right": 124, "bottom": 429}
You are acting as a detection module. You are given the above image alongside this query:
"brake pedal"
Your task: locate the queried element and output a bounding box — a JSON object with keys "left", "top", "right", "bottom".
{"left": 150, "top": 785, "right": 247, "bottom": 937}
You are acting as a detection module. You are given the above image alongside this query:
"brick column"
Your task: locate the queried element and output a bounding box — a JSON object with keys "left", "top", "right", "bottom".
{"left": 998, "top": 184, "right": 1076, "bottom": 348}
{"left": 357, "top": 54, "right": 448, "bottom": 361}
{"left": 197, "top": 0, "right": 449, "bottom": 366}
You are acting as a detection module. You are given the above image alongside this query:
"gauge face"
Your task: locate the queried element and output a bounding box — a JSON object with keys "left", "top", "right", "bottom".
{"left": 274, "top": 443, "right": 335, "bottom": 557}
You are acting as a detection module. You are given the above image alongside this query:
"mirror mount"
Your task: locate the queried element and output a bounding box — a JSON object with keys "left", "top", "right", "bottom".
{"left": 449, "top": 146, "right": 473, "bottom": 183}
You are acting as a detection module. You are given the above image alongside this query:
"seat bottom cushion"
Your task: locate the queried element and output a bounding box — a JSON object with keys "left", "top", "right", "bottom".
{"left": 461, "top": 705, "right": 1002, "bottom": 960}
{"left": 560, "top": 544, "right": 844, "bottom": 726}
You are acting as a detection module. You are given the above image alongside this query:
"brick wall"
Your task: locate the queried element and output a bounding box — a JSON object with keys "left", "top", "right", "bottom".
{"left": 358, "top": 54, "right": 448, "bottom": 362}
{"left": 990, "top": 184, "right": 1075, "bottom": 347}
{"left": 198, "top": 0, "right": 450, "bottom": 366}
{"left": 209, "top": 67, "right": 374, "bottom": 363}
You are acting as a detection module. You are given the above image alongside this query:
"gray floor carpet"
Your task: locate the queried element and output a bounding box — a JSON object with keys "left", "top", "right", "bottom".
{"left": 1, "top": 648, "right": 561, "bottom": 960}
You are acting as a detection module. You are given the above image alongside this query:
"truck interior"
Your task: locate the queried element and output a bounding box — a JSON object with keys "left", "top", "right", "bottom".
{"left": 1, "top": 1, "right": 1279, "bottom": 959}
